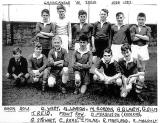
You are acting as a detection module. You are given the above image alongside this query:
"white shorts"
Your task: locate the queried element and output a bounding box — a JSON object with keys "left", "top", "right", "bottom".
{"left": 131, "top": 44, "right": 149, "bottom": 61}
{"left": 58, "top": 35, "right": 69, "bottom": 52}
{"left": 111, "top": 44, "right": 123, "bottom": 61}
{"left": 75, "top": 43, "right": 90, "bottom": 51}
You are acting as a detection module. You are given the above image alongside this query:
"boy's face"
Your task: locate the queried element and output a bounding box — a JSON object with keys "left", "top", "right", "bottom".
{"left": 79, "top": 14, "right": 87, "bottom": 23}
{"left": 34, "top": 47, "right": 42, "bottom": 55}
{"left": 52, "top": 39, "right": 62, "bottom": 49}
{"left": 122, "top": 49, "right": 131, "bottom": 60}
{"left": 103, "top": 52, "right": 112, "bottom": 63}
{"left": 80, "top": 40, "right": 87, "bottom": 49}
{"left": 57, "top": 9, "right": 66, "bottom": 18}
{"left": 99, "top": 11, "right": 108, "bottom": 21}
{"left": 116, "top": 14, "right": 124, "bottom": 24}
{"left": 41, "top": 12, "right": 49, "bottom": 22}
{"left": 137, "top": 16, "right": 146, "bottom": 26}
{"left": 13, "top": 52, "right": 21, "bottom": 60}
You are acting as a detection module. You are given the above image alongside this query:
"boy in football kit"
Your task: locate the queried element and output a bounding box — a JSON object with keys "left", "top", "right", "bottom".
{"left": 111, "top": 12, "right": 131, "bottom": 61}
{"left": 28, "top": 43, "right": 49, "bottom": 91}
{"left": 72, "top": 9, "right": 93, "bottom": 51}
{"left": 92, "top": 9, "right": 112, "bottom": 61}
{"left": 130, "top": 12, "right": 151, "bottom": 76}
{"left": 93, "top": 48, "right": 122, "bottom": 89}
{"left": 35, "top": 9, "right": 55, "bottom": 57}
{"left": 55, "top": 4, "right": 72, "bottom": 52}
{"left": 118, "top": 43, "right": 145, "bottom": 102}
{"left": 6, "top": 47, "right": 29, "bottom": 85}
{"left": 73, "top": 35, "right": 92, "bottom": 94}
{"left": 47, "top": 36, "right": 69, "bottom": 94}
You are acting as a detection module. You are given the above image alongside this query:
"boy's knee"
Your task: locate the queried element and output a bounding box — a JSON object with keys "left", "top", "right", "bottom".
{"left": 62, "top": 67, "right": 69, "bottom": 75}
{"left": 48, "top": 76, "right": 56, "bottom": 87}
{"left": 75, "top": 73, "right": 81, "bottom": 87}
{"left": 75, "top": 73, "right": 81, "bottom": 81}
{"left": 25, "top": 73, "right": 30, "bottom": 79}
{"left": 116, "top": 78, "right": 122, "bottom": 86}
{"left": 93, "top": 74, "right": 98, "bottom": 81}
{"left": 139, "top": 75, "right": 144, "bottom": 83}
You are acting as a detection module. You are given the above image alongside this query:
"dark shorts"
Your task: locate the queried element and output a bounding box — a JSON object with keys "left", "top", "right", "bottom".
{"left": 94, "top": 38, "right": 110, "bottom": 58}
{"left": 75, "top": 70, "right": 90, "bottom": 85}
{"left": 42, "top": 49, "right": 50, "bottom": 58}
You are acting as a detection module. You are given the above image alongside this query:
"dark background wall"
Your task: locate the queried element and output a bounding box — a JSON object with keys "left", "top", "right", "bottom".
{"left": 2, "top": 21, "right": 157, "bottom": 47}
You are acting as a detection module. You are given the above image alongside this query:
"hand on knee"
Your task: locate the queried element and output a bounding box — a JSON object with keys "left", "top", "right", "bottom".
{"left": 6, "top": 73, "right": 10, "bottom": 78}
{"left": 48, "top": 76, "right": 56, "bottom": 87}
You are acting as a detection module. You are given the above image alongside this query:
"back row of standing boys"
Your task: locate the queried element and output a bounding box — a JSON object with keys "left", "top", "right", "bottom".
{"left": 6, "top": 4, "right": 151, "bottom": 102}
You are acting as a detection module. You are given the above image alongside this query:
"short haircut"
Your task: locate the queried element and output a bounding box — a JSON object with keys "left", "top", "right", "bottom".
{"left": 121, "top": 43, "right": 131, "bottom": 52}
{"left": 34, "top": 42, "right": 42, "bottom": 48}
{"left": 101, "top": 9, "right": 109, "bottom": 15}
{"left": 116, "top": 12, "right": 124, "bottom": 17}
{"left": 12, "top": 47, "right": 22, "bottom": 55}
{"left": 78, "top": 10, "right": 87, "bottom": 16}
{"left": 41, "top": 9, "right": 50, "bottom": 15}
{"left": 57, "top": 4, "right": 66, "bottom": 11}
{"left": 103, "top": 48, "right": 112, "bottom": 55}
{"left": 137, "top": 12, "right": 146, "bottom": 18}
{"left": 52, "top": 35, "right": 62, "bottom": 42}
{"left": 79, "top": 34, "right": 88, "bottom": 42}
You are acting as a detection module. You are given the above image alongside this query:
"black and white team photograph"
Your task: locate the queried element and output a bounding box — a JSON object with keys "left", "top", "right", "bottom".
{"left": 1, "top": 0, "right": 157, "bottom": 107}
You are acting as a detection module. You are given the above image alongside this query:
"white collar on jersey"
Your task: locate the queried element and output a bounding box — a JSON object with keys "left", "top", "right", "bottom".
{"left": 33, "top": 53, "right": 43, "bottom": 59}
{"left": 101, "top": 58, "right": 114, "bottom": 64}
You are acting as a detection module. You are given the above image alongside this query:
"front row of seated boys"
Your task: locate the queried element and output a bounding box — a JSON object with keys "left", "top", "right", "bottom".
{"left": 6, "top": 35, "right": 145, "bottom": 101}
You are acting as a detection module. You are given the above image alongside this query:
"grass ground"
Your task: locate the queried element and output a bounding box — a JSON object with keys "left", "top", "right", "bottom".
{"left": 2, "top": 45, "right": 157, "bottom": 105}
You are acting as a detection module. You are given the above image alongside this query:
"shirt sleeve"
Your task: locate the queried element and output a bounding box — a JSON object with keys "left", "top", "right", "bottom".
{"left": 114, "top": 61, "right": 121, "bottom": 74}
{"left": 126, "top": 25, "right": 132, "bottom": 45}
{"left": 35, "top": 22, "right": 41, "bottom": 34}
{"left": 72, "top": 24, "right": 76, "bottom": 41}
{"left": 96, "top": 59, "right": 102, "bottom": 69}
{"left": 108, "top": 23, "right": 112, "bottom": 48}
{"left": 50, "top": 22, "right": 56, "bottom": 35}
{"left": 92, "top": 22, "right": 97, "bottom": 37}
{"left": 81, "top": 51, "right": 93, "bottom": 69}
{"left": 8, "top": 58, "right": 14, "bottom": 74}
{"left": 48, "top": 49, "right": 54, "bottom": 67}
{"left": 130, "top": 25, "right": 137, "bottom": 42}
{"left": 38, "top": 55, "right": 47, "bottom": 73}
